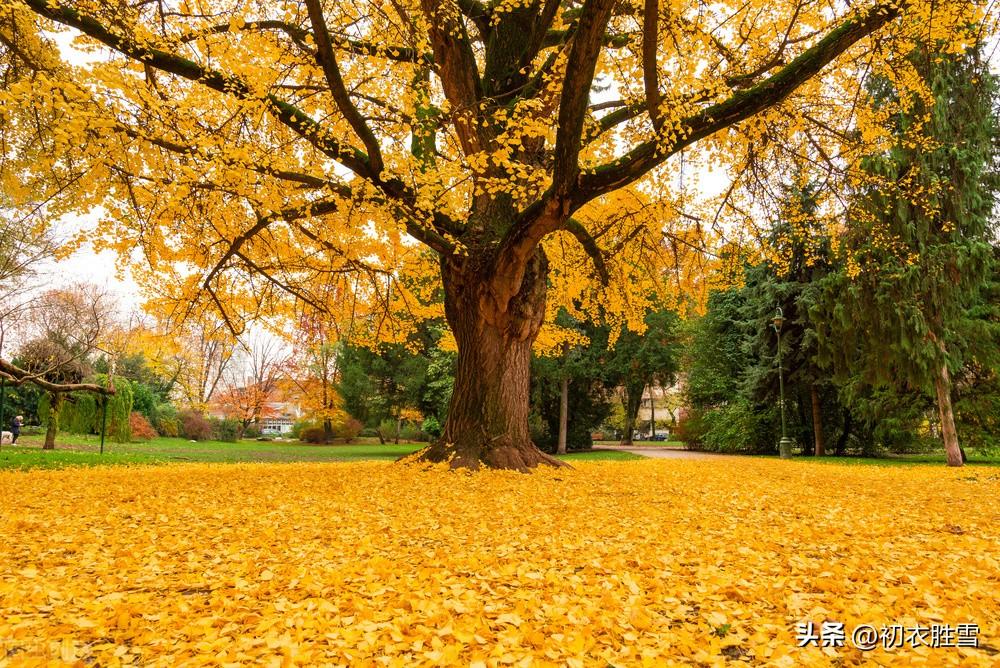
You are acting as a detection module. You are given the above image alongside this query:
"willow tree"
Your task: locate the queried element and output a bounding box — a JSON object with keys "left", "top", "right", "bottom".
{"left": 0, "top": 0, "right": 983, "bottom": 468}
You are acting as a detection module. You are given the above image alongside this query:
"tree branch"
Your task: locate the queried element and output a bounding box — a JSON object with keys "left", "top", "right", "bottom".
{"left": 573, "top": 1, "right": 904, "bottom": 209}
{"left": 642, "top": 0, "right": 664, "bottom": 132}
{"left": 180, "top": 19, "right": 430, "bottom": 64}
{"left": 305, "top": 0, "right": 384, "bottom": 175}
{"left": 551, "top": 0, "right": 617, "bottom": 198}
{"left": 0, "top": 359, "right": 114, "bottom": 395}
{"left": 564, "top": 218, "right": 610, "bottom": 285}
{"left": 24, "top": 0, "right": 374, "bottom": 177}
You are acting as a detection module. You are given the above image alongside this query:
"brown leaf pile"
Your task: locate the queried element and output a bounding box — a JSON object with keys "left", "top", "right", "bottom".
{"left": 0, "top": 460, "right": 997, "bottom": 666}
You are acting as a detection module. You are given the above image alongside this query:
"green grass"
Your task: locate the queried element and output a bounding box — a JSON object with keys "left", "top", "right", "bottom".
{"left": 559, "top": 450, "right": 645, "bottom": 461}
{"left": 593, "top": 440, "right": 686, "bottom": 448}
{"left": 0, "top": 434, "right": 645, "bottom": 470}
{"left": 805, "top": 452, "right": 1000, "bottom": 467}
{"left": 1, "top": 434, "right": 425, "bottom": 471}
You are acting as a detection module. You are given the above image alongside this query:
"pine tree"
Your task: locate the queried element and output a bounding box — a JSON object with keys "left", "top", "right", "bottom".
{"left": 814, "top": 44, "right": 999, "bottom": 466}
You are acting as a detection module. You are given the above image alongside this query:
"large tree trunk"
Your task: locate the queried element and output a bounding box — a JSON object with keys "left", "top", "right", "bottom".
{"left": 933, "top": 359, "right": 963, "bottom": 467}
{"left": 811, "top": 385, "right": 825, "bottom": 456}
{"left": 416, "top": 250, "right": 562, "bottom": 471}
{"left": 44, "top": 392, "right": 63, "bottom": 450}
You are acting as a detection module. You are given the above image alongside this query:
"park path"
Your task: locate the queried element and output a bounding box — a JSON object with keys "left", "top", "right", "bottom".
{"left": 598, "top": 445, "right": 729, "bottom": 460}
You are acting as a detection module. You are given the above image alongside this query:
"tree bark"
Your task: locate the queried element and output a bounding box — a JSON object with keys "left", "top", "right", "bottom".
{"left": 620, "top": 383, "right": 643, "bottom": 446}
{"left": 44, "top": 392, "right": 63, "bottom": 450}
{"left": 933, "top": 359, "right": 963, "bottom": 467}
{"left": 650, "top": 384, "right": 656, "bottom": 438}
{"left": 415, "top": 250, "right": 563, "bottom": 471}
{"left": 811, "top": 385, "right": 825, "bottom": 456}
{"left": 557, "top": 375, "right": 568, "bottom": 455}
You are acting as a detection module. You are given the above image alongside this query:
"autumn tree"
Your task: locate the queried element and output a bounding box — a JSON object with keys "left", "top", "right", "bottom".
{"left": 4, "top": 284, "right": 115, "bottom": 448}
{"left": 0, "top": 0, "right": 985, "bottom": 469}
{"left": 169, "top": 319, "right": 238, "bottom": 411}
{"left": 216, "top": 333, "right": 288, "bottom": 436}
{"left": 291, "top": 312, "right": 345, "bottom": 442}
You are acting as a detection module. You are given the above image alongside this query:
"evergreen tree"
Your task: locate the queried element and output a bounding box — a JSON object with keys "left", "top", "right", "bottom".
{"left": 813, "top": 44, "right": 999, "bottom": 465}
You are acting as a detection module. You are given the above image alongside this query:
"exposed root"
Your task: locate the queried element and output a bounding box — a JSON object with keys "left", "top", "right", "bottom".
{"left": 410, "top": 440, "right": 567, "bottom": 472}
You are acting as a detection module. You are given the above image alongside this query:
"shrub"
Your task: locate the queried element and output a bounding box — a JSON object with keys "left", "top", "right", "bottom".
{"left": 152, "top": 403, "right": 179, "bottom": 437}
{"left": 211, "top": 417, "right": 241, "bottom": 443}
{"left": 333, "top": 418, "right": 363, "bottom": 442}
{"left": 243, "top": 423, "right": 262, "bottom": 439}
{"left": 699, "top": 401, "right": 778, "bottom": 455}
{"left": 156, "top": 417, "right": 180, "bottom": 438}
{"left": 299, "top": 426, "right": 328, "bottom": 443}
{"left": 178, "top": 409, "right": 212, "bottom": 441}
{"left": 290, "top": 420, "right": 310, "bottom": 439}
{"left": 399, "top": 423, "right": 426, "bottom": 442}
{"left": 377, "top": 418, "right": 398, "bottom": 442}
{"left": 672, "top": 409, "right": 704, "bottom": 448}
{"left": 129, "top": 412, "right": 158, "bottom": 441}
{"left": 421, "top": 416, "right": 443, "bottom": 439}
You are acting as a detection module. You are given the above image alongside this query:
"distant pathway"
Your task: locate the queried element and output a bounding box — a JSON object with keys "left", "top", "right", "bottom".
{"left": 599, "top": 445, "right": 729, "bottom": 460}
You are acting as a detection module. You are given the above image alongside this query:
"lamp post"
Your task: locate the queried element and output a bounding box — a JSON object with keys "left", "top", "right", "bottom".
{"left": 773, "top": 307, "right": 794, "bottom": 459}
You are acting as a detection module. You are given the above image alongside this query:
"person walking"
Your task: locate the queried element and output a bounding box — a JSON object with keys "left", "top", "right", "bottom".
{"left": 10, "top": 415, "right": 22, "bottom": 444}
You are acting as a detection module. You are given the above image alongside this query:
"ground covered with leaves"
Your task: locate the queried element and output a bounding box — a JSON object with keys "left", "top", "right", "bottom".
{"left": 1, "top": 460, "right": 997, "bottom": 666}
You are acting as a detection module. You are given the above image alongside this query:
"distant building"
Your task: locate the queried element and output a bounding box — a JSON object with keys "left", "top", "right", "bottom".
{"left": 259, "top": 402, "right": 302, "bottom": 435}
{"left": 206, "top": 385, "right": 304, "bottom": 435}
{"left": 633, "top": 381, "right": 684, "bottom": 439}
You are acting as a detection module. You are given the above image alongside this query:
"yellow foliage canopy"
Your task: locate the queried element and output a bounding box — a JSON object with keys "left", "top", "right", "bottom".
{"left": 0, "top": 459, "right": 997, "bottom": 665}
{"left": 0, "top": 0, "right": 987, "bottom": 343}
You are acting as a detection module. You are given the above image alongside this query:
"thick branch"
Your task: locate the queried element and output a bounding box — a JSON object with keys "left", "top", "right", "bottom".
{"left": 181, "top": 20, "right": 429, "bottom": 63}
{"left": 455, "top": 0, "right": 491, "bottom": 39}
{"left": 564, "top": 218, "right": 610, "bottom": 285}
{"left": 574, "top": 1, "right": 904, "bottom": 209}
{"left": 24, "top": 0, "right": 374, "bottom": 177}
{"left": 305, "top": 0, "right": 384, "bottom": 175}
{"left": 551, "top": 0, "right": 617, "bottom": 197}
{"left": 642, "top": 0, "right": 663, "bottom": 132}
{"left": 0, "top": 359, "right": 114, "bottom": 395}
{"left": 420, "top": 0, "right": 483, "bottom": 155}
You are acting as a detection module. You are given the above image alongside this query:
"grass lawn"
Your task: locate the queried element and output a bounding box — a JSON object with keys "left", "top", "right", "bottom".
{"left": 594, "top": 440, "right": 686, "bottom": 448}
{"left": 806, "top": 452, "right": 1000, "bottom": 467}
{"left": 0, "top": 434, "right": 641, "bottom": 470}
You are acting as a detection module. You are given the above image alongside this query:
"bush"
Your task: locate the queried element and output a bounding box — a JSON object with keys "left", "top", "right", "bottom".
{"left": 699, "top": 401, "right": 778, "bottom": 455}
{"left": 377, "top": 418, "right": 398, "bottom": 442}
{"left": 421, "top": 416, "right": 443, "bottom": 439}
{"left": 299, "top": 426, "right": 328, "bottom": 443}
{"left": 152, "top": 403, "right": 179, "bottom": 437}
{"left": 672, "top": 409, "right": 704, "bottom": 447}
{"left": 156, "top": 417, "right": 180, "bottom": 438}
{"left": 333, "top": 418, "right": 364, "bottom": 442}
{"left": 211, "top": 417, "right": 241, "bottom": 443}
{"left": 129, "top": 412, "right": 158, "bottom": 441}
{"left": 178, "top": 409, "right": 213, "bottom": 441}
{"left": 399, "top": 423, "right": 426, "bottom": 442}
{"left": 243, "top": 423, "right": 262, "bottom": 439}
{"left": 290, "top": 420, "right": 310, "bottom": 439}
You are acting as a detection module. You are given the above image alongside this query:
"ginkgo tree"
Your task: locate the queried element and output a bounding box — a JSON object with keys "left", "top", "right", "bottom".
{"left": 0, "top": 0, "right": 985, "bottom": 469}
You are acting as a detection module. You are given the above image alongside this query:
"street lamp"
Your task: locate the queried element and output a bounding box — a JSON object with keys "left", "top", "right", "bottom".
{"left": 773, "top": 307, "right": 794, "bottom": 459}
